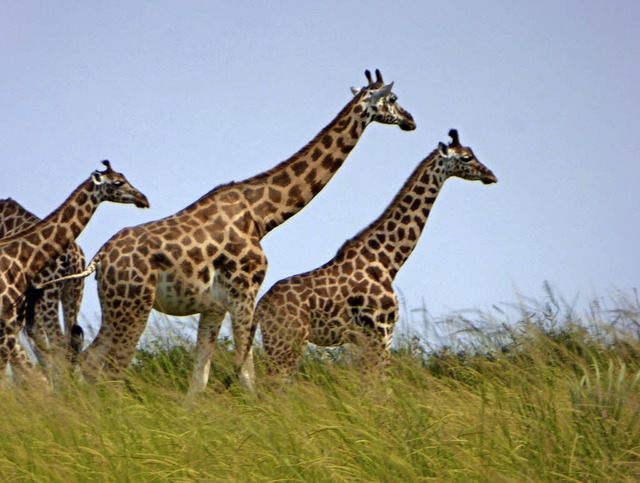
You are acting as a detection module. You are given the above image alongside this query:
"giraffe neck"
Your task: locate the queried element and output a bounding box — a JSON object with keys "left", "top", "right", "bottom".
{"left": 0, "top": 199, "right": 40, "bottom": 238}
{"left": 238, "top": 97, "right": 371, "bottom": 236}
{"left": 0, "top": 179, "right": 100, "bottom": 279}
{"left": 338, "top": 149, "right": 446, "bottom": 280}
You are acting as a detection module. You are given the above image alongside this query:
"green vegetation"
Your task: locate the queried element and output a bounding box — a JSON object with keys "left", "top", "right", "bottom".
{"left": 0, "top": 288, "right": 639, "bottom": 481}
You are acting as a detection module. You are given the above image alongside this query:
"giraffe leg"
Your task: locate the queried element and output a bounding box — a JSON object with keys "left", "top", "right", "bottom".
{"left": 187, "top": 308, "right": 226, "bottom": 396}
{"left": 24, "top": 293, "right": 54, "bottom": 366}
{"left": 60, "top": 274, "right": 84, "bottom": 360}
{"left": 351, "top": 309, "right": 396, "bottom": 373}
{"left": 228, "top": 288, "right": 261, "bottom": 391}
{"left": 1, "top": 299, "right": 48, "bottom": 386}
{"left": 355, "top": 333, "right": 391, "bottom": 372}
{"left": 81, "top": 275, "right": 156, "bottom": 382}
{"left": 25, "top": 287, "right": 62, "bottom": 380}
{"left": 4, "top": 326, "right": 48, "bottom": 387}
{"left": 261, "top": 307, "right": 310, "bottom": 384}
{"left": 78, "top": 326, "right": 111, "bottom": 382}
{"left": 102, "top": 302, "right": 155, "bottom": 381}
{"left": 0, "top": 325, "right": 11, "bottom": 382}
{"left": 264, "top": 335, "right": 309, "bottom": 383}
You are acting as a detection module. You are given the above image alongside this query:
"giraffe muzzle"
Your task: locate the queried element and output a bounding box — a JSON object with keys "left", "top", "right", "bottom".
{"left": 481, "top": 171, "right": 498, "bottom": 184}
{"left": 399, "top": 114, "right": 416, "bottom": 131}
{"left": 134, "top": 194, "right": 151, "bottom": 208}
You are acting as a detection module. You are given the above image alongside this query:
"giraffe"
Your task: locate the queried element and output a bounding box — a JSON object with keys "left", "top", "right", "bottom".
{"left": 254, "top": 129, "right": 497, "bottom": 381}
{"left": 0, "top": 161, "right": 149, "bottom": 382}
{"left": 44, "top": 69, "right": 416, "bottom": 394}
{"left": 0, "top": 198, "right": 86, "bottom": 375}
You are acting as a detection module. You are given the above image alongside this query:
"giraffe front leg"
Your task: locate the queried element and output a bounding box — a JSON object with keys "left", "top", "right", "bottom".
{"left": 350, "top": 305, "right": 396, "bottom": 374}
{"left": 1, "top": 304, "right": 47, "bottom": 387}
{"left": 6, "top": 330, "right": 49, "bottom": 388}
{"left": 187, "top": 307, "right": 226, "bottom": 397}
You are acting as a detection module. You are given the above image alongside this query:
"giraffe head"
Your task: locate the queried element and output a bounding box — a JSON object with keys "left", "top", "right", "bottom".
{"left": 90, "top": 160, "right": 150, "bottom": 208}
{"left": 350, "top": 69, "right": 416, "bottom": 131}
{"left": 437, "top": 129, "right": 497, "bottom": 184}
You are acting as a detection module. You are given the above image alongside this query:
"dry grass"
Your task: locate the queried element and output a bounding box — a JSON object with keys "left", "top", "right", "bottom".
{"left": 1, "top": 288, "right": 639, "bottom": 481}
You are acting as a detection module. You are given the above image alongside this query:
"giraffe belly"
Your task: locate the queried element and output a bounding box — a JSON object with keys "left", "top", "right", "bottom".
{"left": 153, "top": 270, "right": 226, "bottom": 316}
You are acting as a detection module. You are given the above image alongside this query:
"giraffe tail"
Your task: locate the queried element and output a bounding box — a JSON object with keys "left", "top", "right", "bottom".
{"left": 33, "top": 257, "right": 100, "bottom": 291}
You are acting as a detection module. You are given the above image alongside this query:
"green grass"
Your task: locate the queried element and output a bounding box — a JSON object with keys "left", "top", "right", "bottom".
{"left": 1, "top": 288, "right": 639, "bottom": 481}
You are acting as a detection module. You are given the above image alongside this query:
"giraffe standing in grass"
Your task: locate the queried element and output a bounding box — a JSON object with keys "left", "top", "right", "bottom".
{"left": 0, "top": 161, "right": 149, "bottom": 381}
{"left": 47, "top": 69, "right": 416, "bottom": 394}
{"left": 254, "top": 129, "right": 497, "bottom": 380}
{"left": 0, "top": 199, "right": 85, "bottom": 373}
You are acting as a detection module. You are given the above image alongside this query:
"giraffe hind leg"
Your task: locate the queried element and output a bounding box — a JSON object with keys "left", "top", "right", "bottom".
{"left": 187, "top": 308, "right": 227, "bottom": 396}
{"left": 60, "top": 276, "right": 84, "bottom": 362}
{"left": 261, "top": 307, "right": 310, "bottom": 385}
{"left": 60, "top": 247, "right": 85, "bottom": 360}
{"left": 27, "top": 287, "right": 62, "bottom": 369}
{"left": 228, "top": 287, "right": 264, "bottom": 391}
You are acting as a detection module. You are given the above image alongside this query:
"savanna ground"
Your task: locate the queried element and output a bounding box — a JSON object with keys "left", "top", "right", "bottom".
{"left": 1, "top": 285, "right": 639, "bottom": 481}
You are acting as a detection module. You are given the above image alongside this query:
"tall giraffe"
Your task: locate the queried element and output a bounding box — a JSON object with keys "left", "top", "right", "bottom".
{"left": 48, "top": 69, "right": 416, "bottom": 393}
{"left": 0, "top": 161, "right": 149, "bottom": 381}
{"left": 254, "top": 129, "right": 497, "bottom": 380}
{"left": 0, "top": 198, "right": 86, "bottom": 373}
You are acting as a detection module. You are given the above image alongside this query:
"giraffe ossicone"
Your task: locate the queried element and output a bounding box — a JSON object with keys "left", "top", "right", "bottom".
{"left": 255, "top": 129, "right": 497, "bottom": 382}
{"left": 48, "top": 69, "right": 415, "bottom": 394}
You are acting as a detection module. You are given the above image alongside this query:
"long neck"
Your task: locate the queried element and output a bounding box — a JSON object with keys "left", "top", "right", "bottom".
{"left": 0, "top": 178, "right": 100, "bottom": 278}
{"left": 0, "top": 200, "right": 39, "bottom": 238}
{"left": 241, "top": 96, "right": 371, "bottom": 236}
{"left": 338, "top": 150, "right": 446, "bottom": 280}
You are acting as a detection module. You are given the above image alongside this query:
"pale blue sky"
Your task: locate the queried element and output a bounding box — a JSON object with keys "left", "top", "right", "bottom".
{"left": 1, "top": 1, "right": 638, "bottom": 339}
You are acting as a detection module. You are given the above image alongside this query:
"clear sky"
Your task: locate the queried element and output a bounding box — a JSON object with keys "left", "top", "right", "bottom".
{"left": 1, "top": 1, "right": 638, "bottom": 340}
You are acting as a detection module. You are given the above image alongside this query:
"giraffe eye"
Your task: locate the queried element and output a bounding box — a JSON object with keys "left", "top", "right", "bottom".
{"left": 461, "top": 155, "right": 473, "bottom": 163}
{"left": 113, "top": 180, "right": 124, "bottom": 187}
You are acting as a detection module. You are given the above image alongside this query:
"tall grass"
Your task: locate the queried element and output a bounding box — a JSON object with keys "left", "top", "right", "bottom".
{"left": 0, "top": 288, "right": 639, "bottom": 481}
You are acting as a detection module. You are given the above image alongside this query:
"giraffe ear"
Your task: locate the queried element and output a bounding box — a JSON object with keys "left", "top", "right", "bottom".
{"left": 438, "top": 142, "right": 449, "bottom": 157}
{"left": 370, "top": 82, "right": 394, "bottom": 101}
{"left": 351, "top": 86, "right": 362, "bottom": 96}
{"left": 91, "top": 171, "right": 106, "bottom": 185}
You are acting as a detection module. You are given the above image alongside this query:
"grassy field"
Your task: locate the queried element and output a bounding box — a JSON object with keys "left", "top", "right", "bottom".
{"left": 0, "top": 288, "right": 639, "bottom": 481}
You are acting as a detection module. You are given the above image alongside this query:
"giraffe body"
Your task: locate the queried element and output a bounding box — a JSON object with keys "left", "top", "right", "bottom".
{"left": 255, "top": 130, "right": 497, "bottom": 380}
{"left": 0, "top": 199, "right": 85, "bottom": 373}
{"left": 70, "top": 70, "right": 415, "bottom": 393}
{"left": 0, "top": 161, "right": 149, "bottom": 381}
